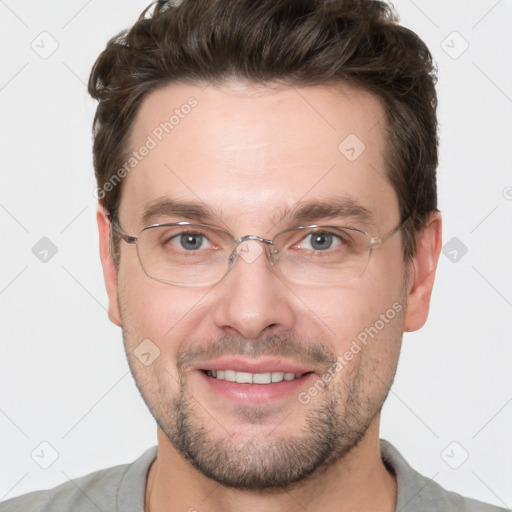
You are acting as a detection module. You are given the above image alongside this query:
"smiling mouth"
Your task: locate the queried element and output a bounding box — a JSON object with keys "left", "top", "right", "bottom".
{"left": 202, "top": 369, "right": 313, "bottom": 384}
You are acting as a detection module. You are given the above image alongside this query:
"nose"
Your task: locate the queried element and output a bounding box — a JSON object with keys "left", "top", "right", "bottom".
{"left": 212, "top": 239, "right": 296, "bottom": 339}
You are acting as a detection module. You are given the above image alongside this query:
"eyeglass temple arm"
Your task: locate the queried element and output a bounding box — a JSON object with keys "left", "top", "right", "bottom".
{"left": 369, "top": 214, "right": 411, "bottom": 247}
{"left": 110, "top": 216, "right": 137, "bottom": 244}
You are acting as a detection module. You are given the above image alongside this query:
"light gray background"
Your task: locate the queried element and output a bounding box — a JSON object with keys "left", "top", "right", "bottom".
{"left": 1, "top": 0, "right": 511, "bottom": 507}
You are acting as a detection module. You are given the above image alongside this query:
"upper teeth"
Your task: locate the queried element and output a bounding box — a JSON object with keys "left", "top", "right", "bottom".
{"left": 206, "top": 370, "right": 303, "bottom": 384}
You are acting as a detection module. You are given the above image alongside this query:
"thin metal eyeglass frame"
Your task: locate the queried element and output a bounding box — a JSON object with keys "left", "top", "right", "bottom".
{"left": 111, "top": 216, "right": 410, "bottom": 287}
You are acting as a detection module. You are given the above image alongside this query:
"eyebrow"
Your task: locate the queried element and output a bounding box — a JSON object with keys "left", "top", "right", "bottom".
{"left": 275, "top": 197, "right": 374, "bottom": 227}
{"left": 140, "top": 196, "right": 374, "bottom": 228}
{"left": 142, "top": 198, "right": 216, "bottom": 226}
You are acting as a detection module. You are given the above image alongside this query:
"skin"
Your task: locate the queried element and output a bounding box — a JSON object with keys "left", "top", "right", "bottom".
{"left": 97, "top": 81, "right": 442, "bottom": 512}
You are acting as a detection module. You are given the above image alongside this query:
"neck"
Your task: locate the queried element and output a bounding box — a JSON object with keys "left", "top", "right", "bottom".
{"left": 145, "top": 418, "right": 396, "bottom": 512}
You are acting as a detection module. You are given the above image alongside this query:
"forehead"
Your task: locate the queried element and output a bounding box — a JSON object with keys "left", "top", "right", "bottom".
{"left": 119, "top": 81, "right": 398, "bottom": 232}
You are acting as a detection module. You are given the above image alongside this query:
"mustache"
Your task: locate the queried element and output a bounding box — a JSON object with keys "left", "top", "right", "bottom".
{"left": 176, "top": 333, "right": 337, "bottom": 372}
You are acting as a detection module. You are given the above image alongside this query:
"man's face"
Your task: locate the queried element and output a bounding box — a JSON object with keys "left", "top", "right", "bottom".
{"left": 104, "top": 82, "right": 411, "bottom": 489}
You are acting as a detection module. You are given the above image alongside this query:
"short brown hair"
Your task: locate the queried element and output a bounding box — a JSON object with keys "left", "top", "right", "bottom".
{"left": 88, "top": 0, "right": 438, "bottom": 265}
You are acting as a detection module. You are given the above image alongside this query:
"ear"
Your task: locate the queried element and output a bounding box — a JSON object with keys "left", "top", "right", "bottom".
{"left": 403, "top": 211, "right": 442, "bottom": 332}
{"left": 97, "top": 206, "right": 122, "bottom": 327}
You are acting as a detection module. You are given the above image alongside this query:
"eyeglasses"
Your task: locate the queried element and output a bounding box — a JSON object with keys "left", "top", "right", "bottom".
{"left": 112, "top": 217, "right": 408, "bottom": 287}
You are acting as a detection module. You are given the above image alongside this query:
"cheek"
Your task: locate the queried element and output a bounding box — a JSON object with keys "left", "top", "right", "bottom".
{"left": 324, "top": 290, "right": 404, "bottom": 398}
{"left": 298, "top": 275, "right": 404, "bottom": 350}
{"left": 117, "top": 268, "right": 203, "bottom": 355}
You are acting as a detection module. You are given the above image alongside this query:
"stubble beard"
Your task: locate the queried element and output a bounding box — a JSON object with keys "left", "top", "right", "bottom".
{"left": 158, "top": 373, "right": 381, "bottom": 490}
{"left": 120, "top": 284, "right": 405, "bottom": 491}
{"left": 125, "top": 338, "right": 398, "bottom": 491}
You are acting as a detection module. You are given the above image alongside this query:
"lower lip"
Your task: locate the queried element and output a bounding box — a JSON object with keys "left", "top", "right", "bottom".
{"left": 197, "top": 370, "right": 317, "bottom": 405}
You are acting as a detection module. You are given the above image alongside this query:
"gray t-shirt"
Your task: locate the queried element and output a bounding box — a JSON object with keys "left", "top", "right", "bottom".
{"left": 1, "top": 440, "right": 509, "bottom": 511}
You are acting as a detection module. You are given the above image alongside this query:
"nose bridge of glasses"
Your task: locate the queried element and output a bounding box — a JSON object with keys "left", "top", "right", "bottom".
{"left": 235, "top": 234, "right": 273, "bottom": 245}
{"left": 228, "top": 234, "right": 275, "bottom": 267}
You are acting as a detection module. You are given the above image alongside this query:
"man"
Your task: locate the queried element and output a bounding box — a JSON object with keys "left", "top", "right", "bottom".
{"left": 2, "top": 0, "right": 508, "bottom": 511}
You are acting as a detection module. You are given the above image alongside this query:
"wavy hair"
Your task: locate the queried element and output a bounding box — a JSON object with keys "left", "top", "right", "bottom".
{"left": 89, "top": 0, "right": 438, "bottom": 264}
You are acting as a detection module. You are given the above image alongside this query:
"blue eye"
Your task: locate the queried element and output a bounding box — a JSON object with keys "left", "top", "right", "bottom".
{"left": 170, "top": 232, "right": 210, "bottom": 251}
{"left": 300, "top": 232, "right": 342, "bottom": 251}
